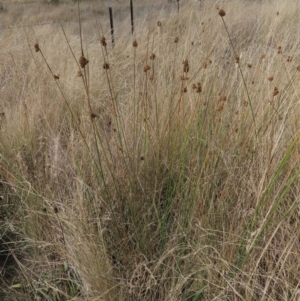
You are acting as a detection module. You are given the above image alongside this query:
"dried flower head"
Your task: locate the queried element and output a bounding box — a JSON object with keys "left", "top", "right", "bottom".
{"left": 54, "top": 207, "right": 59, "bottom": 214}
{"left": 132, "top": 40, "right": 138, "bottom": 48}
{"left": 247, "top": 63, "right": 252, "bottom": 68}
{"left": 235, "top": 55, "right": 240, "bottom": 64}
{"left": 180, "top": 75, "right": 189, "bottom": 80}
{"left": 90, "top": 113, "right": 98, "bottom": 119}
{"left": 287, "top": 56, "right": 292, "bottom": 62}
{"left": 150, "top": 53, "right": 156, "bottom": 60}
{"left": 192, "top": 83, "right": 197, "bottom": 89}
{"left": 273, "top": 87, "right": 279, "bottom": 96}
{"left": 79, "top": 56, "right": 89, "bottom": 68}
{"left": 103, "top": 62, "right": 110, "bottom": 70}
{"left": 216, "top": 103, "right": 224, "bottom": 111}
{"left": 77, "top": 70, "right": 82, "bottom": 77}
{"left": 183, "top": 87, "right": 188, "bottom": 93}
{"left": 157, "top": 21, "right": 161, "bottom": 27}
{"left": 144, "top": 64, "right": 151, "bottom": 72}
{"left": 34, "top": 43, "right": 40, "bottom": 52}
{"left": 297, "top": 65, "right": 300, "bottom": 71}
{"left": 174, "top": 37, "right": 179, "bottom": 43}
{"left": 101, "top": 36, "right": 107, "bottom": 47}
{"left": 218, "top": 9, "right": 226, "bottom": 17}
{"left": 149, "top": 75, "right": 154, "bottom": 80}
{"left": 53, "top": 74, "right": 60, "bottom": 80}
{"left": 261, "top": 53, "right": 266, "bottom": 59}
{"left": 196, "top": 83, "right": 202, "bottom": 93}
{"left": 183, "top": 59, "right": 189, "bottom": 73}
{"left": 202, "top": 62, "right": 207, "bottom": 69}
{"left": 267, "top": 76, "right": 274, "bottom": 82}
{"left": 218, "top": 94, "right": 227, "bottom": 102}
{"left": 277, "top": 46, "right": 282, "bottom": 54}
{"left": 276, "top": 11, "right": 279, "bottom": 16}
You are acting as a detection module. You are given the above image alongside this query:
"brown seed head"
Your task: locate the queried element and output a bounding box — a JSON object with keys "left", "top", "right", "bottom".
{"left": 157, "top": 21, "right": 161, "bottom": 27}
{"left": 144, "top": 64, "right": 151, "bottom": 72}
{"left": 101, "top": 36, "right": 107, "bottom": 47}
{"left": 273, "top": 87, "right": 279, "bottom": 96}
{"left": 103, "top": 62, "right": 110, "bottom": 70}
{"left": 53, "top": 74, "right": 60, "bottom": 80}
{"left": 247, "top": 63, "right": 252, "bottom": 68}
{"left": 277, "top": 46, "right": 282, "bottom": 54}
{"left": 149, "top": 74, "right": 154, "bottom": 81}
{"left": 267, "top": 76, "right": 274, "bottom": 82}
{"left": 297, "top": 65, "right": 300, "bottom": 71}
{"left": 235, "top": 55, "right": 240, "bottom": 64}
{"left": 54, "top": 207, "right": 59, "bottom": 214}
{"left": 192, "top": 83, "right": 197, "bottom": 89}
{"left": 183, "top": 59, "right": 189, "bottom": 73}
{"left": 34, "top": 43, "right": 40, "bottom": 52}
{"left": 202, "top": 62, "right": 207, "bottom": 69}
{"left": 150, "top": 53, "right": 156, "bottom": 60}
{"left": 287, "top": 56, "right": 292, "bottom": 62}
{"left": 216, "top": 103, "right": 224, "bottom": 111}
{"left": 77, "top": 70, "right": 82, "bottom": 77}
{"left": 90, "top": 113, "right": 98, "bottom": 119}
{"left": 183, "top": 87, "right": 188, "bottom": 93}
{"left": 79, "top": 56, "right": 89, "bottom": 68}
{"left": 196, "top": 83, "right": 202, "bottom": 93}
{"left": 218, "top": 9, "right": 226, "bottom": 17}
{"left": 132, "top": 40, "right": 138, "bottom": 48}
{"left": 261, "top": 53, "right": 266, "bottom": 59}
{"left": 174, "top": 37, "right": 179, "bottom": 43}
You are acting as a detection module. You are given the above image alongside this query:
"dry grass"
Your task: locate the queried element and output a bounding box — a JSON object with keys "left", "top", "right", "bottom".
{"left": 1, "top": 0, "right": 300, "bottom": 300}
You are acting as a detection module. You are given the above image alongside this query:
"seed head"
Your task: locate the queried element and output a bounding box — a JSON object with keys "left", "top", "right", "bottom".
{"left": 144, "top": 64, "right": 151, "bottom": 72}
{"left": 277, "top": 46, "right": 282, "bottom": 54}
{"left": 183, "top": 59, "right": 189, "bottom": 73}
{"left": 77, "top": 70, "right": 82, "bottom": 77}
{"left": 90, "top": 113, "right": 98, "bottom": 119}
{"left": 103, "top": 62, "right": 110, "bottom": 70}
{"left": 101, "top": 36, "right": 107, "bottom": 47}
{"left": 132, "top": 40, "right": 138, "bottom": 48}
{"left": 247, "top": 63, "right": 252, "bottom": 68}
{"left": 218, "top": 9, "right": 226, "bottom": 17}
{"left": 287, "top": 56, "right": 292, "bottom": 62}
{"left": 53, "top": 74, "right": 60, "bottom": 80}
{"left": 79, "top": 55, "right": 89, "bottom": 68}
{"left": 202, "top": 62, "right": 207, "bottom": 69}
{"left": 150, "top": 53, "right": 156, "bottom": 60}
{"left": 216, "top": 103, "right": 224, "bottom": 111}
{"left": 183, "top": 87, "right": 188, "bottom": 93}
{"left": 235, "top": 55, "right": 240, "bottom": 64}
{"left": 267, "top": 76, "right": 274, "bottom": 81}
{"left": 297, "top": 65, "right": 300, "bottom": 71}
{"left": 196, "top": 83, "right": 202, "bottom": 93}
{"left": 54, "top": 207, "right": 59, "bottom": 214}
{"left": 34, "top": 43, "right": 40, "bottom": 52}
{"left": 174, "top": 37, "right": 179, "bottom": 43}
{"left": 273, "top": 87, "right": 279, "bottom": 96}
{"left": 157, "top": 21, "right": 162, "bottom": 27}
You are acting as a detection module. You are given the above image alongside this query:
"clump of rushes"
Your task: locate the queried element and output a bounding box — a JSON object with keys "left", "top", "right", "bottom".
{"left": 79, "top": 55, "right": 89, "bottom": 68}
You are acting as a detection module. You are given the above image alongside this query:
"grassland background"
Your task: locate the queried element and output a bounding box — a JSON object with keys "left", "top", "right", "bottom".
{"left": 1, "top": 0, "right": 300, "bottom": 300}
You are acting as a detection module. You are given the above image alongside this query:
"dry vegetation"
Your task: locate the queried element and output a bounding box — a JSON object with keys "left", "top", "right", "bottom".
{"left": 1, "top": 0, "right": 300, "bottom": 300}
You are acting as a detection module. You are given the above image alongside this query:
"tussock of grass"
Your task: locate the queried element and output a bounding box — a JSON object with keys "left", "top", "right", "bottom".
{"left": 1, "top": 0, "right": 300, "bottom": 300}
